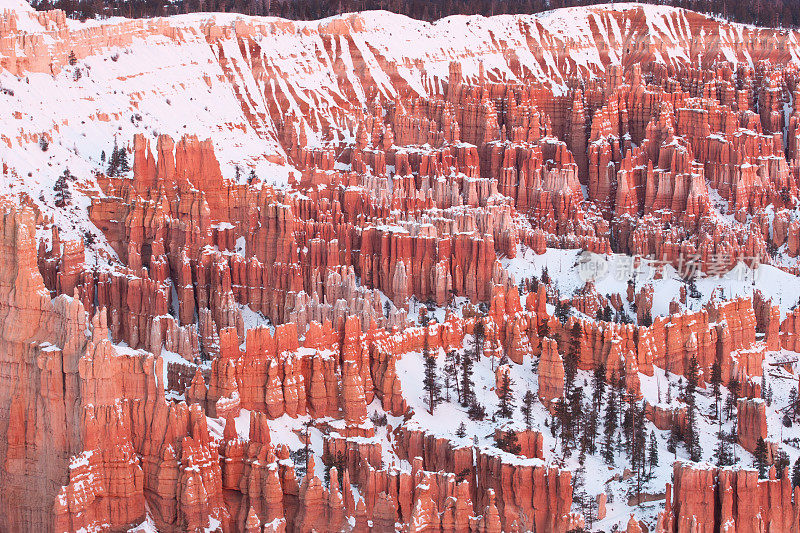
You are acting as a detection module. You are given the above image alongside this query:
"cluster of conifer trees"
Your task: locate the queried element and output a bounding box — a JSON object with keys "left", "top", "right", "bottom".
{"left": 30, "top": 0, "right": 800, "bottom": 31}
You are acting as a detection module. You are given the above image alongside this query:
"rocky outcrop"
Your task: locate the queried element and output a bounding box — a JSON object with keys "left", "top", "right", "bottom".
{"left": 656, "top": 462, "right": 800, "bottom": 533}
{"left": 537, "top": 337, "right": 564, "bottom": 409}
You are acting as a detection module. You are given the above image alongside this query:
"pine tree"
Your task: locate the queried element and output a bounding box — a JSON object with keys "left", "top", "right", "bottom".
{"left": 521, "top": 390, "right": 534, "bottom": 429}
{"left": 497, "top": 429, "right": 521, "bottom": 455}
{"left": 555, "top": 299, "right": 570, "bottom": 324}
{"left": 496, "top": 372, "right": 515, "bottom": 419}
{"left": 117, "top": 145, "right": 130, "bottom": 173}
{"left": 685, "top": 401, "right": 702, "bottom": 462}
{"left": 474, "top": 318, "right": 485, "bottom": 361}
{"left": 713, "top": 427, "right": 731, "bottom": 467}
{"left": 564, "top": 322, "right": 581, "bottom": 392}
{"left": 647, "top": 431, "right": 658, "bottom": 477}
{"left": 789, "top": 387, "right": 798, "bottom": 420}
{"left": 460, "top": 340, "right": 475, "bottom": 407}
{"left": 602, "top": 384, "right": 618, "bottom": 464}
{"left": 754, "top": 437, "right": 769, "bottom": 478}
{"left": 421, "top": 314, "right": 441, "bottom": 414}
{"left": 775, "top": 450, "right": 790, "bottom": 479}
{"left": 54, "top": 171, "right": 72, "bottom": 207}
{"left": 541, "top": 266, "right": 550, "bottom": 285}
{"left": 633, "top": 401, "right": 647, "bottom": 484}
{"left": 248, "top": 168, "right": 257, "bottom": 184}
{"left": 443, "top": 350, "right": 458, "bottom": 402}
{"left": 455, "top": 422, "right": 467, "bottom": 438}
{"left": 467, "top": 402, "right": 486, "bottom": 421}
{"left": 792, "top": 457, "right": 800, "bottom": 488}
{"left": 384, "top": 300, "right": 392, "bottom": 318}
{"left": 107, "top": 139, "right": 120, "bottom": 176}
{"left": 725, "top": 378, "right": 741, "bottom": 421}
{"left": 68, "top": 50, "right": 77, "bottom": 66}
{"left": 667, "top": 419, "right": 680, "bottom": 457}
{"left": 710, "top": 359, "right": 722, "bottom": 418}
{"left": 686, "top": 355, "right": 700, "bottom": 401}
{"left": 538, "top": 318, "right": 550, "bottom": 340}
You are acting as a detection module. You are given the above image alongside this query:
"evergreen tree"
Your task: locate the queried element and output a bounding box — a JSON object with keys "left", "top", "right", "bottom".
{"left": 710, "top": 359, "right": 722, "bottom": 418}
{"left": 555, "top": 299, "right": 570, "bottom": 323}
{"left": 775, "top": 450, "right": 790, "bottom": 479}
{"left": 792, "top": 457, "right": 800, "bottom": 488}
{"left": 248, "top": 168, "right": 257, "bottom": 184}
{"left": 789, "top": 387, "right": 798, "bottom": 420}
{"left": 421, "top": 313, "right": 441, "bottom": 414}
{"left": 384, "top": 300, "right": 392, "bottom": 319}
{"left": 460, "top": 340, "right": 475, "bottom": 407}
{"left": 538, "top": 318, "right": 550, "bottom": 340}
{"left": 474, "top": 318, "right": 485, "bottom": 360}
{"left": 686, "top": 355, "right": 700, "bottom": 401}
{"left": 647, "top": 431, "right": 658, "bottom": 477}
{"left": 107, "top": 139, "right": 120, "bottom": 176}
{"left": 713, "top": 427, "right": 732, "bottom": 467}
{"left": 521, "top": 390, "right": 535, "bottom": 429}
{"left": 754, "top": 437, "right": 769, "bottom": 478}
{"left": 685, "top": 401, "right": 702, "bottom": 462}
{"left": 667, "top": 419, "right": 680, "bottom": 457}
{"left": 602, "top": 384, "right": 618, "bottom": 464}
{"left": 633, "top": 401, "right": 647, "bottom": 478}
{"left": 564, "top": 322, "right": 581, "bottom": 392}
{"left": 54, "top": 171, "right": 72, "bottom": 207}
{"left": 117, "top": 144, "right": 130, "bottom": 173}
{"left": 496, "top": 372, "right": 515, "bottom": 418}
{"left": 591, "top": 363, "right": 606, "bottom": 411}
{"left": 455, "top": 422, "right": 467, "bottom": 438}
{"left": 541, "top": 266, "right": 550, "bottom": 285}
{"left": 497, "top": 429, "right": 521, "bottom": 455}
{"left": 725, "top": 378, "right": 741, "bottom": 421}
{"left": 68, "top": 49, "right": 77, "bottom": 66}
{"left": 467, "top": 402, "right": 486, "bottom": 421}
{"left": 443, "top": 350, "right": 458, "bottom": 402}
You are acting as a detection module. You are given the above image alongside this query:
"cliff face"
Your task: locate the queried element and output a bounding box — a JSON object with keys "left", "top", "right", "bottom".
{"left": 657, "top": 463, "right": 800, "bottom": 533}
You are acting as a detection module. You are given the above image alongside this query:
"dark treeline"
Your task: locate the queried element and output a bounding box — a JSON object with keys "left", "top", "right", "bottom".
{"left": 28, "top": 0, "right": 800, "bottom": 30}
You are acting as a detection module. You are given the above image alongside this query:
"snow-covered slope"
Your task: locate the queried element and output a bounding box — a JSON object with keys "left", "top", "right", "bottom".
{"left": 1, "top": 2, "right": 797, "bottom": 255}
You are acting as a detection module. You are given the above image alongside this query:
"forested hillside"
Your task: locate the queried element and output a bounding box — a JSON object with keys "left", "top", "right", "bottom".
{"left": 28, "top": 0, "right": 800, "bottom": 29}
